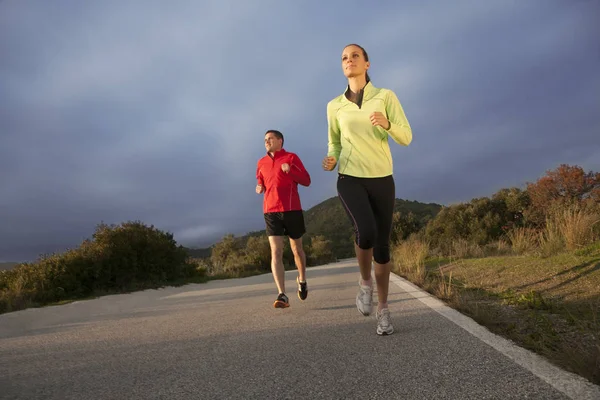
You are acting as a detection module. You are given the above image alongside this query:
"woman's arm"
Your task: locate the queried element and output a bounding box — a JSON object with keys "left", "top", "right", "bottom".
{"left": 384, "top": 90, "right": 412, "bottom": 146}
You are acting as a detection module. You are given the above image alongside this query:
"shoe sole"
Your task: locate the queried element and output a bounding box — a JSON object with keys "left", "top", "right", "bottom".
{"left": 273, "top": 300, "right": 289, "bottom": 308}
{"left": 377, "top": 329, "right": 394, "bottom": 336}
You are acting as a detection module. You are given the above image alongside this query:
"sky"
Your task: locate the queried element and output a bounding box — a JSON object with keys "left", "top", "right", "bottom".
{"left": 1, "top": 0, "right": 599, "bottom": 262}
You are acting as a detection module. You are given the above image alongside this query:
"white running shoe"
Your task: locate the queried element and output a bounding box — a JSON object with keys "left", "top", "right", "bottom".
{"left": 376, "top": 308, "right": 394, "bottom": 335}
{"left": 356, "top": 280, "right": 373, "bottom": 316}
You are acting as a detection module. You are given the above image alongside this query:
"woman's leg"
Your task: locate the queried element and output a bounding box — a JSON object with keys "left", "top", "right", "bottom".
{"left": 337, "top": 175, "right": 377, "bottom": 279}
{"left": 354, "top": 244, "right": 373, "bottom": 283}
{"left": 369, "top": 175, "right": 396, "bottom": 310}
{"left": 337, "top": 174, "right": 378, "bottom": 315}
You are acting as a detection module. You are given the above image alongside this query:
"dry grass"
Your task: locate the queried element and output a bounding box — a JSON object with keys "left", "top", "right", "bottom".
{"left": 483, "top": 239, "right": 512, "bottom": 257}
{"left": 436, "top": 266, "right": 454, "bottom": 299}
{"left": 507, "top": 202, "right": 600, "bottom": 258}
{"left": 507, "top": 227, "right": 538, "bottom": 255}
{"left": 538, "top": 217, "right": 565, "bottom": 258}
{"left": 553, "top": 202, "right": 600, "bottom": 251}
{"left": 392, "top": 235, "right": 429, "bottom": 285}
{"left": 451, "top": 238, "right": 485, "bottom": 259}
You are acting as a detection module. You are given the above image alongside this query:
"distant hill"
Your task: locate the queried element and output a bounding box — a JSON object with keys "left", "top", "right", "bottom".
{"left": 304, "top": 196, "right": 442, "bottom": 258}
{"left": 186, "top": 196, "right": 442, "bottom": 259}
{"left": 185, "top": 247, "right": 212, "bottom": 259}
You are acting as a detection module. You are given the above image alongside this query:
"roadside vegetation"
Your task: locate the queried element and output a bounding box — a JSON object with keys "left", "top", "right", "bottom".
{"left": 1, "top": 163, "right": 598, "bottom": 385}
{"left": 392, "top": 164, "right": 600, "bottom": 385}
{"left": 0, "top": 225, "right": 337, "bottom": 314}
{"left": 0, "top": 222, "right": 207, "bottom": 314}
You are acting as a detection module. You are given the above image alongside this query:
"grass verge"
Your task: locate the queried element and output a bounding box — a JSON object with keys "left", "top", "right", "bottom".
{"left": 393, "top": 241, "right": 600, "bottom": 386}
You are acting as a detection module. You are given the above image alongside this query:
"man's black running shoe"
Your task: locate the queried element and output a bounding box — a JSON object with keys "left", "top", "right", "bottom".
{"left": 273, "top": 293, "right": 289, "bottom": 308}
{"left": 297, "top": 277, "right": 308, "bottom": 301}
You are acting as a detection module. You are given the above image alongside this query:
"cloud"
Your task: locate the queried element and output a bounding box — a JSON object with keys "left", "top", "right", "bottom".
{"left": 1, "top": 0, "right": 598, "bottom": 261}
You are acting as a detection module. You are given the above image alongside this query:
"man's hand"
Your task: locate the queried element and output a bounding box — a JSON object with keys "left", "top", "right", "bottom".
{"left": 256, "top": 184, "right": 264, "bottom": 194}
{"left": 322, "top": 156, "right": 337, "bottom": 171}
{"left": 370, "top": 112, "right": 390, "bottom": 130}
{"left": 281, "top": 163, "right": 290, "bottom": 173}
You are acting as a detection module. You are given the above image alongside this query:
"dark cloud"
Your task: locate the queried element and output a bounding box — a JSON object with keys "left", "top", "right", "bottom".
{"left": 1, "top": 1, "right": 598, "bottom": 261}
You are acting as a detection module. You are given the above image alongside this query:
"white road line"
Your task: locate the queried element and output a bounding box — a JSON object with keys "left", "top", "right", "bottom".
{"left": 389, "top": 272, "right": 600, "bottom": 400}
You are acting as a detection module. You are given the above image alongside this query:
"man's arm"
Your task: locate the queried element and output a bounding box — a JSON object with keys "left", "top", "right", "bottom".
{"left": 384, "top": 90, "right": 412, "bottom": 146}
{"left": 256, "top": 163, "right": 265, "bottom": 193}
{"left": 289, "top": 154, "right": 311, "bottom": 187}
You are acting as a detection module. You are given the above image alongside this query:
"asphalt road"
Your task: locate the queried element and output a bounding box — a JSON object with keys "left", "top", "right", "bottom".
{"left": 1, "top": 260, "right": 599, "bottom": 400}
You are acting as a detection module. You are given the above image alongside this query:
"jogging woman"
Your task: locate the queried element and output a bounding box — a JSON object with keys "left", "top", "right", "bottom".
{"left": 322, "top": 44, "right": 412, "bottom": 335}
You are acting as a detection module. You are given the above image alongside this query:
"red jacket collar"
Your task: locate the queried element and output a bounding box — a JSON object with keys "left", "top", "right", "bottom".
{"left": 268, "top": 148, "right": 288, "bottom": 159}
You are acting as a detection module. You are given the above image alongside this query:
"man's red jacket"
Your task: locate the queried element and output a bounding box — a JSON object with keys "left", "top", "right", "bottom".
{"left": 256, "top": 148, "right": 311, "bottom": 213}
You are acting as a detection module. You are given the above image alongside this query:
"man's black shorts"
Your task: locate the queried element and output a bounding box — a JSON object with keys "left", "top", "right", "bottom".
{"left": 264, "top": 210, "right": 306, "bottom": 239}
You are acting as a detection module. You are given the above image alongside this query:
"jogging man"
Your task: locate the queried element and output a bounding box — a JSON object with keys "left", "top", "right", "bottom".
{"left": 256, "top": 129, "right": 311, "bottom": 308}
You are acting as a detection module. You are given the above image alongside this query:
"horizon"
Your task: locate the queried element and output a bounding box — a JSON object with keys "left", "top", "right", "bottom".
{"left": 0, "top": 164, "right": 580, "bottom": 261}
{"left": 2, "top": 1, "right": 599, "bottom": 262}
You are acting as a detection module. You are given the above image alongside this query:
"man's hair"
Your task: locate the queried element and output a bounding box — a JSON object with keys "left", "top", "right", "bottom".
{"left": 265, "top": 129, "right": 284, "bottom": 146}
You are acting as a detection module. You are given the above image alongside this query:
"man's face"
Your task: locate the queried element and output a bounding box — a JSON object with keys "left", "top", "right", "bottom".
{"left": 265, "top": 132, "right": 282, "bottom": 153}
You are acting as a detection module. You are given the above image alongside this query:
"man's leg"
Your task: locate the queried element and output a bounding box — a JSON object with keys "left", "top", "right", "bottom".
{"left": 289, "top": 236, "right": 309, "bottom": 301}
{"left": 289, "top": 237, "right": 306, "bottom": 282}
{"left": 268, "top": 235, "right": 286, "bottom": 294}
{"left": 264, "top": 212, "right": 289, "bottom": 308}
{"left": 285, "top": 210, "right": 308, "bottom": 300}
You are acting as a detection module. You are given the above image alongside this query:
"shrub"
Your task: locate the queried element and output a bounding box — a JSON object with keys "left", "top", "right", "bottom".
{"left": 90, "top": 221, "right": 194, "bottom": 289}
{"left": 423, "top": 189, "right": 527, "bottom": 256}
{"left": 244, "top": 236, "right": 271, "bottom": 271}
{"left": 307, "top": 235, "right": 335, "bottom": 266}
{"left": 524, "top": 164, "right": 600, "bottom": 227}
{"left": 0, "top": 221, "right": 199, "bottom": 313}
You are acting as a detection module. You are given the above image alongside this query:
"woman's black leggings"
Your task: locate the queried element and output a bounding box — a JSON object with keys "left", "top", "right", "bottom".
{"left": 337, "top": 173, "right": 395, "bottom": 264}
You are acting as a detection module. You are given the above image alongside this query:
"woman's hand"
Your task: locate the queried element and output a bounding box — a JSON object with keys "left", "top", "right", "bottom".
{"left": 322, "top": 156, "right": 337, "bottom": 171}
{"left": 370, "top": 112, "right": 390, "bottom": 130}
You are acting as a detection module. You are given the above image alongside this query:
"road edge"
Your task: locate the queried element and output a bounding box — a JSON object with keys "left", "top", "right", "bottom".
{"left": 389, "top": 272, "right": 600, "bottom": 400}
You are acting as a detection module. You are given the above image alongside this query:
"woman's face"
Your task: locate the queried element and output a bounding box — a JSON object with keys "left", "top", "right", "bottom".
{"left": 341, "top": 45, "right": 370, "bottom": 79}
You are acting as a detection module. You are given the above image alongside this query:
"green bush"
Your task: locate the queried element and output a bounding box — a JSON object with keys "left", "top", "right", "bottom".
{"left": 422, "top": 187, "right": 530, "bottom": 256}
{"left": 307, "top": 235, "right": 336, "bottom": 266}
{"left": 0, "top": 220, "right": 199, "bottom": 314}
{"left": 90, "top": 221, "right": 195, "bottom": 289}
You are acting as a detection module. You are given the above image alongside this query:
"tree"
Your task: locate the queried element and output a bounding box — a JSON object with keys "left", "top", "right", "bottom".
{"left": 491, "top": 187, "right": 530, "bottom": 231}
{"left": 244, "top": 236, "right": 271, "bottom": 271}
{"left": 391, "top": 211, "right": 420, "bottom": 244}
{"left": 210, "top": 234, "right": 238, "bottom": 273}
{"left": 525, "top": 164, "right": 600, "bottom": 226}
{"left": 307, "top": 235, "right": 335, "bottom": 265}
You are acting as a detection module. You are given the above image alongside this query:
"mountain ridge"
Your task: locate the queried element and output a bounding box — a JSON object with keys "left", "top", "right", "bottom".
{"left": 186, "top": 196, "right": 442, "bottom": 259}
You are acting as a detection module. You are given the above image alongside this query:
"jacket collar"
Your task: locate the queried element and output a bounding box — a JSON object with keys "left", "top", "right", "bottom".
{"left": 268, "top": 148, "right": 287, "bottom": 159}
{"left": 343, "top": 81, "right": 375, "bottom": 102}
